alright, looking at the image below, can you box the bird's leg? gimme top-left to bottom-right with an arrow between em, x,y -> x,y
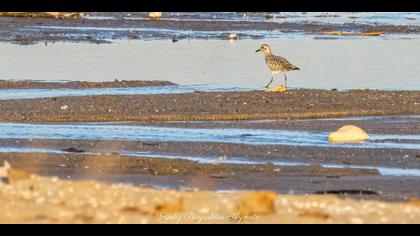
283,73 -> 288,90
265,75 -> 274,88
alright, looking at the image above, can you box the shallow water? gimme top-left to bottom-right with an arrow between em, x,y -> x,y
0,122 -> 418,150
266,12 -> 420,26
168,115 -> 420,125
0,85 -> 251,100
1,147 -> 418,177
1,39 -> 420,92
318,115 -> 420,121
29,25 -> 305,40
84,12 -> 420,27
121,151 -> 420,177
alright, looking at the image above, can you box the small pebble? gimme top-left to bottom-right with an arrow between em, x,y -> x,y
227,33 -> 238,40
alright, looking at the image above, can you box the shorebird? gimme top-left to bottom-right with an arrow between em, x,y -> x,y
256,44 -> 300,89
0,161 -> 11,183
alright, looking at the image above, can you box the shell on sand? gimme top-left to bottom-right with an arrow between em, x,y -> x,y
149,12 -> 163,19
265,85 -> 286,93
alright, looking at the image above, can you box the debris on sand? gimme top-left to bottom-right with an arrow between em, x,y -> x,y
227,33 -> 239,41
7,169 -> 33,184
0,161 -> 11,183
324,31 -> 383,36
408,198 -> 420,207
0,80 -> 177,89
0,89 -> 419,122
298,211 -> 330,220
149,12 -> 163,20
328,125 -> 369,143
236,191 -> 277,216
213,155 -> 229,165
154,198 -> 185,215
0,12 -> 84,19
61,147 -> 85,153
265,85 -> 286,93
314,189 -> 379,196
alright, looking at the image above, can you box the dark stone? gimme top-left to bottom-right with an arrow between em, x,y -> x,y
314,189 -> 379,195
326,176 -> 341,179
142,143 -> 159,146
1,177 -> 9,184
61,147 -> 85,153
209,175 -> 227,179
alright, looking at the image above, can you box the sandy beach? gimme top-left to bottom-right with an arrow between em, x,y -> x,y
0,89 -> 419,122
0,12 -> 419,224
1,171 -> 420,224
2,152 -> 420,203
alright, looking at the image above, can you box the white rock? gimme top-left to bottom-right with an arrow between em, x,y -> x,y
328,125 -> 369,143
227,33 -> 238,40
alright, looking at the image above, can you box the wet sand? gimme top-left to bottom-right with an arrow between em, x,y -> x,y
0,90 -> 419,122
0,136 -> 418,169
1,171 -> 420,223
3,152 -> 420,203
0,88 -> 418,203
138,115 -> 420,134
1,12 -> 420,45
0,89 -> 417,222
0,152 -> 379,178
0,80 -> 176,89
0,111 -> 417,203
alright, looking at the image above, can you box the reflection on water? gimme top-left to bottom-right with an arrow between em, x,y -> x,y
121,151 -> 420,177
2,147 -> 418,177
319,115 -> 420,121
0,39 -> 419,91
0,122 -> 418,149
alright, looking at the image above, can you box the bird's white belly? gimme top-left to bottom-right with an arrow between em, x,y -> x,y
271,70 -> 281,74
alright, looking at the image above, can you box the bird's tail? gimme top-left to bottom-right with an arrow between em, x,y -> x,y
292,65 -> 300,71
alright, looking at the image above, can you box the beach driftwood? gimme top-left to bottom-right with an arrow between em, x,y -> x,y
324,31 -> 383,36
0,12 -> 84,19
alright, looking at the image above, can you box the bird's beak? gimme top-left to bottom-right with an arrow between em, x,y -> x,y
255,49 -> 261,52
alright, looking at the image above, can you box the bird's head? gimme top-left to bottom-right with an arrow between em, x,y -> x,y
255,44 -> 272,55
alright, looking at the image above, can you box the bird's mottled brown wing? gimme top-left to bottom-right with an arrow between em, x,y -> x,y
266,55 -> 300,72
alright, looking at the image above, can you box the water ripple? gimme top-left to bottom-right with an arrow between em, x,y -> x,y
0,123 -> 418,150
